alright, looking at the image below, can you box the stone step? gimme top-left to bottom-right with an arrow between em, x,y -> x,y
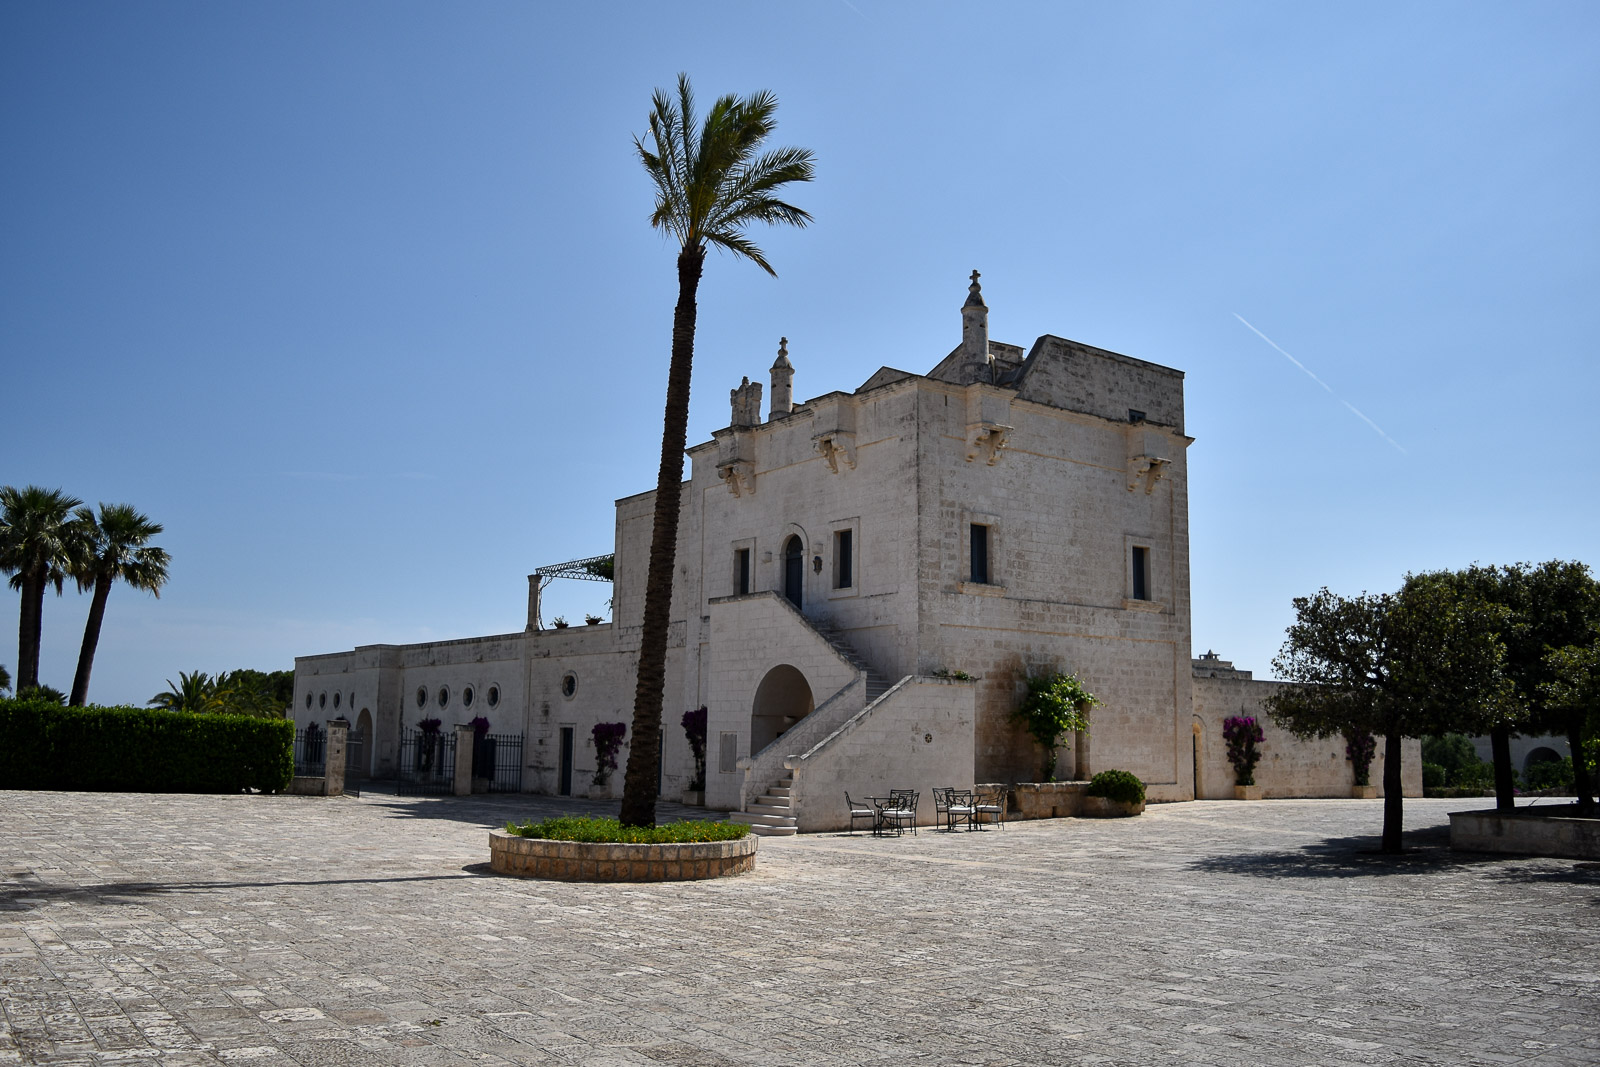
747,823 -> 798,837
766,786 -> 792,798
730,810 -> 795,828
751,800 -> 791,815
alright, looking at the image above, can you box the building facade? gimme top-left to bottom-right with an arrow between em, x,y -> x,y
294,275 -> 1414,828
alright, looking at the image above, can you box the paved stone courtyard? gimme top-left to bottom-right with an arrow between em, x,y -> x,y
1,789 -> 1595,1067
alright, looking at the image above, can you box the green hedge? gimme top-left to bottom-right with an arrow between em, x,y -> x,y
505,815 -> 750,844
0,698 -> 293,794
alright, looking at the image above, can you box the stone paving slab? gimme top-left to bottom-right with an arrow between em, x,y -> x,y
1,789 -> 1596,1066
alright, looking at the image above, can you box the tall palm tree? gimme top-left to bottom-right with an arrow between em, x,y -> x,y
0,485 -> 87,692
620,74 -> 815,827
68,503 -> 170,706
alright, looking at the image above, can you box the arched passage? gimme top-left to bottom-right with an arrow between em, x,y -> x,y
750,664 -> 814,755
1524,746 -> 1562,776
783,535 -> 804,609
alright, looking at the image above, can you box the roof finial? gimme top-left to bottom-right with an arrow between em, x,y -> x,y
964,269 -> 986,308
773,336 -> 791,369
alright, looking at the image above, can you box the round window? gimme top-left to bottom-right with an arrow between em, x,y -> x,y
349,692 -> 356,710
462,686 -> 475,708
318,692 -> 326,708
486,685 -> 500,708
305,693 -> 313,710
333,692 -> 341,709
438,686 -> 450,708
416,686 -> 427,708
561,673 -> 577,699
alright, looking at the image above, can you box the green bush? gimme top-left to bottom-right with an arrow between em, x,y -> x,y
505,815 -> 749,844
1085,769 -> 1146,805
1421,762 -> 1447,790
1523,757 -> 1574,793
0,698 -> 292,793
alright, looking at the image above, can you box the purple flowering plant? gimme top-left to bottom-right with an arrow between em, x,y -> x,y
682,706 -> 708,790
1344,730 -> 1376,787
591,722 -> 627,786
1222,715 -> 1265,786
469,715 -> 491,736
417,717 -> 442,735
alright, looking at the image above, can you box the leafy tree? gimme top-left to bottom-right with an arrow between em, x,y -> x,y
148,669 -> 292,718
1440,562 -> 1599,811
1540,636 -> 1600,814
16,684 -> 66,704
1011,672 -> 1098,781
0,485 -> 88,691
1266,576 -> 1511,852
0,663 -> 9,695
620,74 -> 814,827
67,503 -> 170,706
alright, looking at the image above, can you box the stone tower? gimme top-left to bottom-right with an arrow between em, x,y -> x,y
961,270 -> 991,381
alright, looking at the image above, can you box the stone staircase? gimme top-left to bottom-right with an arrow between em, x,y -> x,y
730,772 -> 798,836
814,625 -> 893,704
732,624 -> 892,837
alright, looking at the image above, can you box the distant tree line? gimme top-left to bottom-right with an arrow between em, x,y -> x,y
1267,560 -> 1599,852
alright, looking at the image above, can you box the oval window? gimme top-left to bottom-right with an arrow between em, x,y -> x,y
333,692 -> 341,709
462,686 -> 475,708
438,686 -> 450,708
305,692 -> 313,710
561,673 -> 577,699
318,692 -> 326,708
416,686 -> 428,708
486,685 -> 500,708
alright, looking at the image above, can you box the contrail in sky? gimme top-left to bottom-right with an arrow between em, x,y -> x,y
1233,313 -> 1406,455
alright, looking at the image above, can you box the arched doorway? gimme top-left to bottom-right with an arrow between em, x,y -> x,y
783,536 -> 804,609
750,664 -> 814,755
1524,746 -> 1562,776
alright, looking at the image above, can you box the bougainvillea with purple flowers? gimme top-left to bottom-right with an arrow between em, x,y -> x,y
1223,715 -> 1265,786
1344,729 -> 1376,787
592,722 -> 627,786
682,706 -> 708,790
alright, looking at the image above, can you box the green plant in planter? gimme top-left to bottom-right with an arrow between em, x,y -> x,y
1086,769 -> 1145,805
1011,671 -> 1100,781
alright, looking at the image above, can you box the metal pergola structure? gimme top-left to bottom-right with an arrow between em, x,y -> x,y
527,553 -> 614,631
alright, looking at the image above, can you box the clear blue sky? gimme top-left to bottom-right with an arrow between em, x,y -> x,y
4,2 -> 1597,705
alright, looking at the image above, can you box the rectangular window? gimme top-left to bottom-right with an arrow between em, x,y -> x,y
834,529 -> 853,589
1132,545 -> 1149,601
736,548 -> 751,595
970,524 -> 990,584
718,731 -> 738,774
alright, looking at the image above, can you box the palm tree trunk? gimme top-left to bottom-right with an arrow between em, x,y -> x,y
1381,730 -> 1404,853
620,245 -> 705,828
69,573 -> 112,706
17,566 -> 44,691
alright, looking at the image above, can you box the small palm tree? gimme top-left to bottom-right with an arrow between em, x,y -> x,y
0,485 -> 87,692
620,74 -> 814,827
68,503 -> 170,706
150,670 -> 215,712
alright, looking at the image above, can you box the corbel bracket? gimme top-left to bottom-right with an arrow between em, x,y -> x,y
717,459 -> 756,497
965,422 -> 1012,465
813,431 -> 857,474
1128,456 -> 1169,494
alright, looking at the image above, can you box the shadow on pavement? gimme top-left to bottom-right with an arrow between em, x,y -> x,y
1187,824 -> 1600,882
0,871 -> 495,912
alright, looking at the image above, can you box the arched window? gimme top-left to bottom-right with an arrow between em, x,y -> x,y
783,535 -> 804,609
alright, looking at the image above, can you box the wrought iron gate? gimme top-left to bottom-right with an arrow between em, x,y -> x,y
397,730 -> 456,795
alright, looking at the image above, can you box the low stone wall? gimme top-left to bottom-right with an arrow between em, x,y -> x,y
1449,806 -> 1600,861
1009,782 -> 1089,819
488,830 -> 758,881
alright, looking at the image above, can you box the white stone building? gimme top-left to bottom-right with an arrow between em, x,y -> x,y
294,275 -> 1417,829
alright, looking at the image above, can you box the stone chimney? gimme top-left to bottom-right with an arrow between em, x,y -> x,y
769,337 -> 794,419
961,270 -> 991,379
730,376 -> 763,429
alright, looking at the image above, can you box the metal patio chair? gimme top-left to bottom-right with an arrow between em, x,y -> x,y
845,792 -> 878,836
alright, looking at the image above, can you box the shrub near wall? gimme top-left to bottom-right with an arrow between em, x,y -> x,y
0,698 -> 293,793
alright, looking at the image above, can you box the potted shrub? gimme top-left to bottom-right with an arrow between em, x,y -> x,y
1345,729 -> 1377,798
1224,715 -> 1265,799
681,705 -> 708,806
552,616 -> 569,629
584,613 -> 604,626
590,722 -> 626,798
1082,769 -> 1146,817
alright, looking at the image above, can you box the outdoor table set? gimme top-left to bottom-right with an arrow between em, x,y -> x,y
845,787 -> 1007,836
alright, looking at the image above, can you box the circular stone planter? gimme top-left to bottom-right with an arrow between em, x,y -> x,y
1080,795 -> 1145,818
488,829 -> 757,882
